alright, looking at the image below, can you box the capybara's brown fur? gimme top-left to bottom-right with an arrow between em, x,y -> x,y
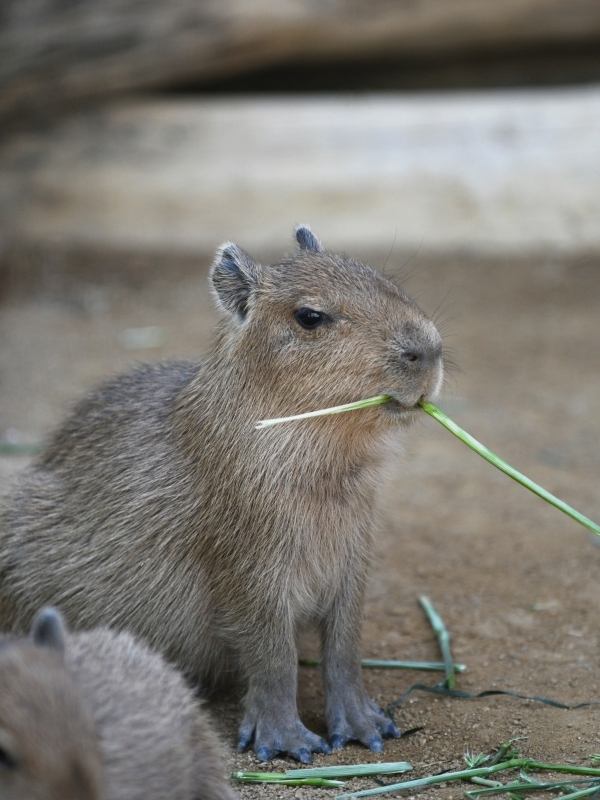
0,608 -> 237,800
0,226 -> 444,761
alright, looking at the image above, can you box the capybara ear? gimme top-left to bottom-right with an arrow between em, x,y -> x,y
31,607 -> 67,659
294,224 -> 322,253
210,242 -> 259,321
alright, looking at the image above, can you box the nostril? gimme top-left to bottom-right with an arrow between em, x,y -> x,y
400,350 -> 420,363
399,340 -> 443,365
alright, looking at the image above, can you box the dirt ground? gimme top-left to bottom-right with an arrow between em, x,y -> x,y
1,246 -> 600,798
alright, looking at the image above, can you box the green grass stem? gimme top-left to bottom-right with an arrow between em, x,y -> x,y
550,788 -> 600,800
255,395 -> 391,429
0,441 -> 43,455
285,763 -> 412,779
466,778 -> 600,797
230,771 -> 343,786
335,759 -> 600,798
466,776 -> 524,800
418,595 -> 455,688
419,401 -> 600,538
336,758 -> 527,798
299,657 -> 465,672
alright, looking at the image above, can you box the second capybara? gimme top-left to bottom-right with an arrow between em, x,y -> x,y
0,608 -> 237,800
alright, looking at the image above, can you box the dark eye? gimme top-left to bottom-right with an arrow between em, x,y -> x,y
294,307 -> 329,329
0,744 -> 18,770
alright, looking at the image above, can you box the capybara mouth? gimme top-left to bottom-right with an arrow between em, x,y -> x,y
383,396 -> 421,417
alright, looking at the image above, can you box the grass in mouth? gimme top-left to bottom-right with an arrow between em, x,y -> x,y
256,395 -> 600,537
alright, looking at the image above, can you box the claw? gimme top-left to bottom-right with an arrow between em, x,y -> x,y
367,734 -> 383,752
237,726 -> 254,752
256,744 -> 275,761
295,747 -> 312,763
315,737 -> 332,755
382,719 -> 401,738
330,733 -> 345,749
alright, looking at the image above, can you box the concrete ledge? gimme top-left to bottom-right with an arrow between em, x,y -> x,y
1,86 -> 600,258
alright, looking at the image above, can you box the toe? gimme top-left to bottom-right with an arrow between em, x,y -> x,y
255,744 -> 276,761
237,726 -> 254,752
367,734 -> 383,752
382,719 -> 401,738
313,737 -> 332,755
294,747 -> 312,764
330,733 -> 345,749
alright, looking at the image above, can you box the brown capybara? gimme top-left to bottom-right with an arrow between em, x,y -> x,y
0,226 -> 444,761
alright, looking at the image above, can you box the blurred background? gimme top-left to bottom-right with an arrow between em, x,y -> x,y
2,0 -> 600,276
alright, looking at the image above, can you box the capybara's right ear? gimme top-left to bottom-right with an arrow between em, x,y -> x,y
295,224 -> 322,253
210,242 -> 259,321
31,607 -> 67,658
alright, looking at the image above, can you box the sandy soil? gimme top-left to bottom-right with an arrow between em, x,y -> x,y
1,248 -> 599,798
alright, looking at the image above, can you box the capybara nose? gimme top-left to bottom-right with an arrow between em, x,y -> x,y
399,339 -> 442,367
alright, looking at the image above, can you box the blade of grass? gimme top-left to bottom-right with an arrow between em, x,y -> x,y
285,763 -> 412,779
336,759 -> 600,799
520,764 -> 600,777
230,771 -> 344,786
0,441 -> 43,455
469,777 -> 505,787
335,758 -> 527,798
467,777 -> 600,795
465,753 -> 491,768
419,401 -> 600,538
418,595 -> 455,688
468,786 -> 600,800
466,777 -> 527,800
360,659 -> 465,672
558,788 -> 600,800
255,395 -> 391,429
299,657 -> 465,673
490,741 -> 522,765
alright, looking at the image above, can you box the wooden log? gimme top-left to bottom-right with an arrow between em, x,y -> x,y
2,0 -> 600,124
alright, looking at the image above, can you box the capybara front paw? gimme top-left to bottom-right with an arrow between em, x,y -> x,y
237,711 -> 331,762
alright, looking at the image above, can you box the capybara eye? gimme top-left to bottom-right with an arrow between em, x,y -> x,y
0,744 -> 18,770
294,307 -> 329,329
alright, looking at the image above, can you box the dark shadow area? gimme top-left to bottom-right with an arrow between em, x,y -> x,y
168,40 -> 600,95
